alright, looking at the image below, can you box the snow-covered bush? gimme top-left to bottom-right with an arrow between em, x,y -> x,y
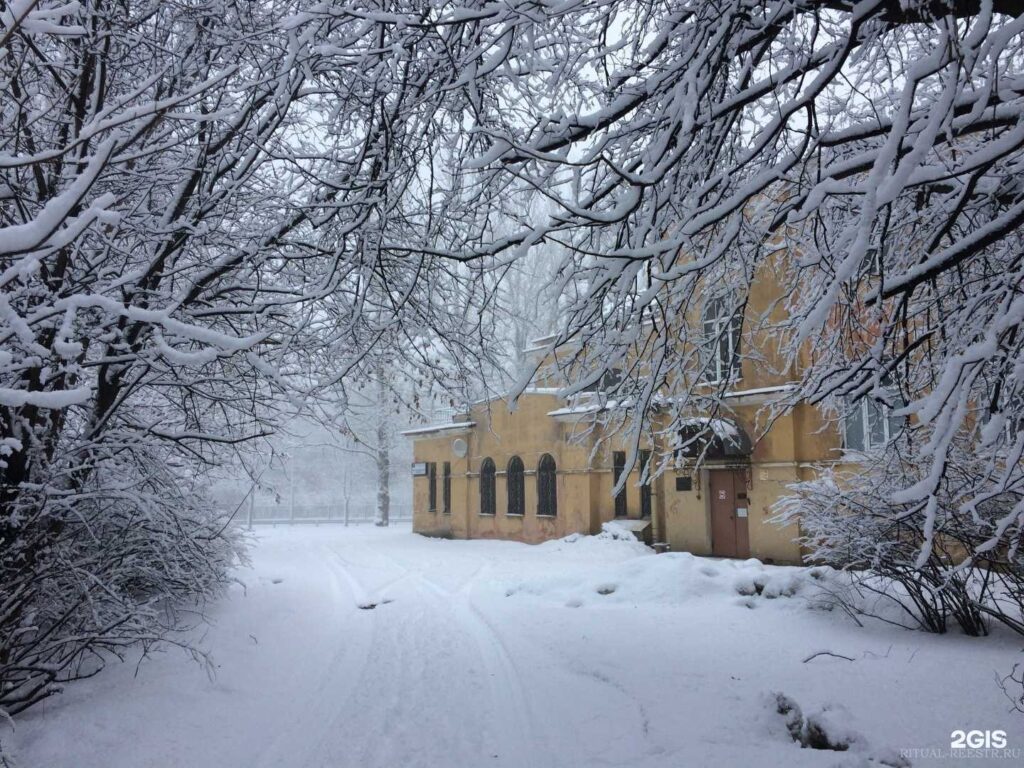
0,465 -> 242,714
773,442 -> 1024,637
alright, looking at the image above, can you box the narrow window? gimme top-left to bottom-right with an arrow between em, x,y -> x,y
507,456 -> 524,516
537,454 -> 557,517
639,449 -> 652,519
428,462 -> 437,512
442,461 -> 451,514
701,296 -> 742,384
480,458 -> 496,515
613,451 -> 627,518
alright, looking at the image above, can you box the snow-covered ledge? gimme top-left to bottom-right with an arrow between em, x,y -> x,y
400,421 -> 476,438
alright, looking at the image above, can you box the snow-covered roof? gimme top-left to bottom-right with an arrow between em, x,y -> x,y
722,384 -> 796,399
677,416 -> 741,441
522,387 -> 564,395
400,421 -> 476,438
675,416 -> 753,458
547,398 -> 631,418
522,333 -> 560,354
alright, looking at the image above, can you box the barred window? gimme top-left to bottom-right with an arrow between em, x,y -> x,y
537,454 -> 557,517
442,461 -> 451,514
613,451 -> 627,517
480,458 -> 496,515
507,456 -> 525,516
427,462 -> 437,512
639,449 -> 652,519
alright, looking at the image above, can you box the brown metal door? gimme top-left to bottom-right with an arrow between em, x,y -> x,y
709,470 -> 750,558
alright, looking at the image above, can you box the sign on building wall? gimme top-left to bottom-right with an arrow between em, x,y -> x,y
411,462 -> 428,476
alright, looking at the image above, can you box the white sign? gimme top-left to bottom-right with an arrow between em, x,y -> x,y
411,462 -> 428,476
736,507 -> 748,518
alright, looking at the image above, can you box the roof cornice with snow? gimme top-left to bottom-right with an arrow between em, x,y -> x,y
399,422 -> 476,438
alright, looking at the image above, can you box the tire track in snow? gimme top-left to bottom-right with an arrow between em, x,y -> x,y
261,542 -> 493,768
257,539 -> 563,768
361,549 -> 565,767
409,571 -> 561,768
308,569 -> 495,767
328,547 -> 414,607
253,543 -> 384,768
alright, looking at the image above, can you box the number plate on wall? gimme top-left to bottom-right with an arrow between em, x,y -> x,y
411,462 -> 428,476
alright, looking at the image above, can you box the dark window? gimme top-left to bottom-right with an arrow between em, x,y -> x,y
442,461 -> 451,514
613,451 -> 627,517
639,449 -> 652,519
480,458 -> 496,515
428,462 -> 437,512
507,456 -> 525,516
537,454 -> 557,517
675,476 -> 693,492
702,296 -> 742,383
581,369 -> 623,394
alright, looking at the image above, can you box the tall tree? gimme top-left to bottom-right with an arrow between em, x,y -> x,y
0,0 -> 502,714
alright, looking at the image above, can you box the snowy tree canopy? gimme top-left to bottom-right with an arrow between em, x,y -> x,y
0,0 -> 502,713
3,0 -> 1024,713
418,0 -> 1024,567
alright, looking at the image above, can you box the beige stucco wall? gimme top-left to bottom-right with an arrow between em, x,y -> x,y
409,397 -> 841,564
410,394 -> 668,544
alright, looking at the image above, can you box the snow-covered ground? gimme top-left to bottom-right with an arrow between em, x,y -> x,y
4,524 -> 1022,767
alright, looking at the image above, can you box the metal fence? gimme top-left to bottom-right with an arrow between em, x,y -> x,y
238,503 -> 413,526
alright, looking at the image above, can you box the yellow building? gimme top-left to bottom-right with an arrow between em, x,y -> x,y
403,385 -> 841,564
403,261 -> 889,564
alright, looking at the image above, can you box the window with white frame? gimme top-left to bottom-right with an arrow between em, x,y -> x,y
843,396 -> 904,451
701,296 -> 742,384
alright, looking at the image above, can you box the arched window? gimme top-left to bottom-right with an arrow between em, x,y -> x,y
506,456 -> 524,516
480,458 -> 496,515
537,454 -> 557,517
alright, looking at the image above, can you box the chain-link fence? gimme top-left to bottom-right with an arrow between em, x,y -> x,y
238,502 -> 412,526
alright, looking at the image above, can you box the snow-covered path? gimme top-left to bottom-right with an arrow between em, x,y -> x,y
6,525 -> 1023,767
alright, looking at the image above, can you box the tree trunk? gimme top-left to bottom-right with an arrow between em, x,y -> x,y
375,381 -> 391,527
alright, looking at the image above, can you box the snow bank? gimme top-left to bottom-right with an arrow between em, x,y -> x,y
533,520 -> 653,560
505,545 -> 828,610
